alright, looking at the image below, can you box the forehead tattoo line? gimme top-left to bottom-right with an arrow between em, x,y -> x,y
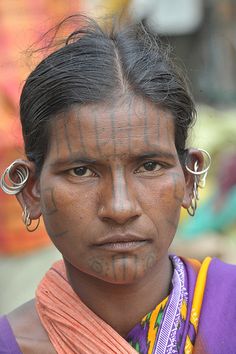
127,96 -> 134,154
63,118 -> 73,154
142,98 -> 150,147
52,127 -> 60,158
75,109 -> 87,155
51,116 -> 68,158
165,112 -> 174,146
92,106 -> 102,157
110,107 -> 117,155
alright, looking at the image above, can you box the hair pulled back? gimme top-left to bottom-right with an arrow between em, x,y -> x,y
20,15 -> 196,174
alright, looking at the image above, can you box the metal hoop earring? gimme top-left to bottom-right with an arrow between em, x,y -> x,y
0,161 -> 29,195
22,206 -> 40,232
185,149 -> 211,216
185,149 -> 211,188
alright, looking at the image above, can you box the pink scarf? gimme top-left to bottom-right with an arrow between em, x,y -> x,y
36,260 -> 137,354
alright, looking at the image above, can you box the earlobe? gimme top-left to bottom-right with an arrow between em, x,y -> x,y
181,170 -> 194,210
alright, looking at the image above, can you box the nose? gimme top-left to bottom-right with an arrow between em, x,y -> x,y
98,171 -> 141,225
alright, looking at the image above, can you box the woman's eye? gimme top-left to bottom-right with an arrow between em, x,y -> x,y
70,167 -> 96,177
135,161 -> 162,174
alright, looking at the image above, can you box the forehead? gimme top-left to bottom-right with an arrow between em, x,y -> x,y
47,97 -> 176,161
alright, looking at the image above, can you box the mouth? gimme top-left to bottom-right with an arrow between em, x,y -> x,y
94,234 -> 152,251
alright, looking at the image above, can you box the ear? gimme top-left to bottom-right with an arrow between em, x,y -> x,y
15,160 -> 41,220
181,148 -> 204,209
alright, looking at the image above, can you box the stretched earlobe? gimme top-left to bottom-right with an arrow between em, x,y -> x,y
22,205 -> 40,232
0,159 -> 42,226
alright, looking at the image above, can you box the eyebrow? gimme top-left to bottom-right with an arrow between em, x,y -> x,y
136,151 -> 176,162
50,155 -> 97,169
50,150 -> 176,169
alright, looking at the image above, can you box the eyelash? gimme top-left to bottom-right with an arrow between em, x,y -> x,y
68,160 -> 164,178
69,166 -> 98,178
134,161 -> 163,174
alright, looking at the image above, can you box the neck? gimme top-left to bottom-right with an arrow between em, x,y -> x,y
64,255 -> 173,337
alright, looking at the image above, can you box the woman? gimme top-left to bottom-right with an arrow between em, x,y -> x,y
0,16 -> 235,354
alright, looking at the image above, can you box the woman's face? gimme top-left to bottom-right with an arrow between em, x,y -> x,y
38,97 -> 190,284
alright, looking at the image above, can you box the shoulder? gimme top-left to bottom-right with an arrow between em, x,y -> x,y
201,257 -> 236,306
207,257 -> 236,287
7,299 -> 56,354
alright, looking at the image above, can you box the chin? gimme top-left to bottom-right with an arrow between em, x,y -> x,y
89,256 -> 156,285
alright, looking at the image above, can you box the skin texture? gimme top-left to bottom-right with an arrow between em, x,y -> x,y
10,97 -> 200,352
41,98 -> 188,282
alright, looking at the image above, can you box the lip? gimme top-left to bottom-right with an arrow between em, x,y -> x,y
94,234 -> 152,251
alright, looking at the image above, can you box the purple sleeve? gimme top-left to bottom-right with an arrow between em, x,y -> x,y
0,316 -> 22,354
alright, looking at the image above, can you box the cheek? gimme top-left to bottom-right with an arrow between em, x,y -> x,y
40,182 -> 97,240
158,172 -> 185,207
141,173 -> 185,211
157,173 -> 185,231
141,173 -> 185,235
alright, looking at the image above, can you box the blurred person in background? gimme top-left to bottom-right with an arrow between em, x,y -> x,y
1,14 -> 236,354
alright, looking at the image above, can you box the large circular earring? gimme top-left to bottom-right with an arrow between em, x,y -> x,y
0,161 -> 29,195
185,149 -> 211,217
22,206 -> 40,232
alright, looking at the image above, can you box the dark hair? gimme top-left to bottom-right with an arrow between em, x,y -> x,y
20,16 -> 196,174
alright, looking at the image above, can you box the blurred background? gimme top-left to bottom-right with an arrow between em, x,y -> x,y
0,0 -> 235,314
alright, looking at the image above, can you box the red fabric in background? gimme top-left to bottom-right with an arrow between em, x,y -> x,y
0,0 -> 81,254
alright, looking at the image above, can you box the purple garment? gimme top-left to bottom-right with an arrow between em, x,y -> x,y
195,258 -> 236,353
0,316 -> 22,354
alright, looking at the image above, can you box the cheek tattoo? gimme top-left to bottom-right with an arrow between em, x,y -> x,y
164,172 -> 184,230
41,187 -> 58,216
42,187 -> 68,238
